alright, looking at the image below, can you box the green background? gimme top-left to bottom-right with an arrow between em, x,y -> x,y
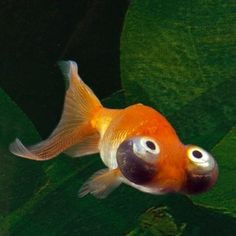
0,0 -> 235,235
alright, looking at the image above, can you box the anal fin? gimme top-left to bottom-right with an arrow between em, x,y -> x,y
78,168 -> 122,199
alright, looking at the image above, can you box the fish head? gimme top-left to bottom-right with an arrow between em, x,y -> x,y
116,136 -> 218,195
116,135 -> 186,193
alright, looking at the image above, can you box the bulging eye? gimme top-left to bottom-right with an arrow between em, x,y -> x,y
184,145 -> 218,194
133,137 -> 160,162
116,136 -> 159,184
187,146 -> 214,171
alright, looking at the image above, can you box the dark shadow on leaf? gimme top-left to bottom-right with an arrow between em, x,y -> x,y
0,0 -> 129,138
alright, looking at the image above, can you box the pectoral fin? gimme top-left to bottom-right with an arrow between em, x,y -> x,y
78,168 -> 122,199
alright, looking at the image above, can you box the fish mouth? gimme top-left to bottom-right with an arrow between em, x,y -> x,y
183,163 -> 218,194
157,179 -> 183,193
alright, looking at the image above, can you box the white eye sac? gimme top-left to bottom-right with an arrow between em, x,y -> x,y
133,137 -> 160,162
187,146 -> 215,172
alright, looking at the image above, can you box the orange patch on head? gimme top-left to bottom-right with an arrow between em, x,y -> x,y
155,166 -> 186,192
151,143 -> 187,192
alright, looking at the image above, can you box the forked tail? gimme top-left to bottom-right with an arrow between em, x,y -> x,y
9,61 -> 102,160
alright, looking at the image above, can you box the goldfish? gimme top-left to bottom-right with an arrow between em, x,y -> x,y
9,61 -> 218,199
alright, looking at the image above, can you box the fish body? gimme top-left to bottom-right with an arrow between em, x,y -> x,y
10,61 -> 218,198
98,104 -> 183,170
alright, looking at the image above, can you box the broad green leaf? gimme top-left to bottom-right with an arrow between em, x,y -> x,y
0,88 -> 42,221
121,0 -> 235,116
1,89 -> 236,236
0,90 -> 165,235
121,0 -> 236,216
0,88 -> 101,235
192,125 -> 236,213
121,0 -> 236,147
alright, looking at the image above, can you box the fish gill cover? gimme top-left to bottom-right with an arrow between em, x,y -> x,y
0,0 -> 235,235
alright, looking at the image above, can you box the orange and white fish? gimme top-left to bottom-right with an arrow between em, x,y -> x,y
9,61 -> 218,198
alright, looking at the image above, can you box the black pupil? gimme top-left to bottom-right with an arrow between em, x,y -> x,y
192,150 -> 203,159
146,141 -> 156,150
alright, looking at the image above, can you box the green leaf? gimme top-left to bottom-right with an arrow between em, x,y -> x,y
192,125 -> 236,213
0,88 -> 43,223
0,88 -> 104,235
121,0 -> 236,145
1,88 -> 236,236
0,89 -> 162,235
121,0 -> 235,116
121,0 -> 236,234
121,0 -> 236,216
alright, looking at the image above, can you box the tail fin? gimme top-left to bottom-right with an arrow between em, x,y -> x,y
9,61 -> 102,160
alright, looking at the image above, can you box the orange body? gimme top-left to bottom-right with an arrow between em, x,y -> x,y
93,104 -> 187,192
